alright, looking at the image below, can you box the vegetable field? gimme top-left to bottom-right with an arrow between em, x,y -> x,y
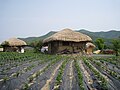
0,52 -> 120,90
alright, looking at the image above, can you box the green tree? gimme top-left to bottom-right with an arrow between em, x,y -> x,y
95,38 -> 105,50
30,40 -> 43,53
0,45 -> 3,48
111,39 -> 120,56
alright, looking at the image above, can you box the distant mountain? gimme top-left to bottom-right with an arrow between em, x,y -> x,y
20,30 -> 120,44
20,31 -> 56,44
78,29 -> 120,39
39,31 -> 56,40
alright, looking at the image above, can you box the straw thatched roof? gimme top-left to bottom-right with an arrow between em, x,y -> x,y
86,42 -> 95,48
1,38 -> 27,46
43,28 -> 92,43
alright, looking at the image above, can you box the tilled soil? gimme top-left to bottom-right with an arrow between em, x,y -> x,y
60,60 -> 80,90
0,61 -> 50,90
29,60 -> 63,90
90,60 -> 120,90
0,55 -> 120,90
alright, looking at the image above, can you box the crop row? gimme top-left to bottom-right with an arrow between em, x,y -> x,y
92,59 -> 120,80
0,52 -> 119,90
22,55 -> 63,90
74,60 -> 84,90
53,59 -> 68,89
0,52 -> 63,90
83,57 -> 108,90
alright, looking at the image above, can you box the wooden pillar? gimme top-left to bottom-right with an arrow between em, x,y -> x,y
71,42 -> 74,53
48,43 -> 51,54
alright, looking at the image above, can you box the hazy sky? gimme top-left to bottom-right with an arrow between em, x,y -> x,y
0,0 -> 120,43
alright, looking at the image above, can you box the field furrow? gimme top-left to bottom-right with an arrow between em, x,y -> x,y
0,52 -> 120,90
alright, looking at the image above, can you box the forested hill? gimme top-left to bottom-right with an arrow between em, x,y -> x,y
78,29 -> 120,39
20,30 -> 120,44
20,31 -> 56,43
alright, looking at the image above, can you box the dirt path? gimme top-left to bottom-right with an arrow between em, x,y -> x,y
69,60 -> 74,90
41,61 -> 63,90
61,60 -> 77,90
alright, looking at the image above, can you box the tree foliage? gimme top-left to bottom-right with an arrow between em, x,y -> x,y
111,39 -> 120,56
0,45 -> 3,48
95,38 -> 105,50
30,40 -> 43,53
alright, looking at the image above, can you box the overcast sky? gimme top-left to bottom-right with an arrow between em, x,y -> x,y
0,0 -> 120,43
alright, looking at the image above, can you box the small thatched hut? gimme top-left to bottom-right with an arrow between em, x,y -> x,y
86,42 -> 95,55
1,38 -> 27,53
43,28 -> 92,54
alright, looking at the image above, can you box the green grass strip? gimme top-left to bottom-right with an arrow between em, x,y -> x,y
74,60 -> 84,90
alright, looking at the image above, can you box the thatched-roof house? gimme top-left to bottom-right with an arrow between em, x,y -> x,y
1,38 -> 27,53
43,28 -> 92,54
86,42 -> 95,55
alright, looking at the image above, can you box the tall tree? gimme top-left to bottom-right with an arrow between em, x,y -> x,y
111,39 -> 120,56
95,38 -> 105,50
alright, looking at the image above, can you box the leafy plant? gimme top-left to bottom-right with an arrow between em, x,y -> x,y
3,76 -> 9,83
55,60 -> 67,87
28,76 -> 34,83
74,60 -> 84,90
83,58 -> 108,89
22,83 -> 29,90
